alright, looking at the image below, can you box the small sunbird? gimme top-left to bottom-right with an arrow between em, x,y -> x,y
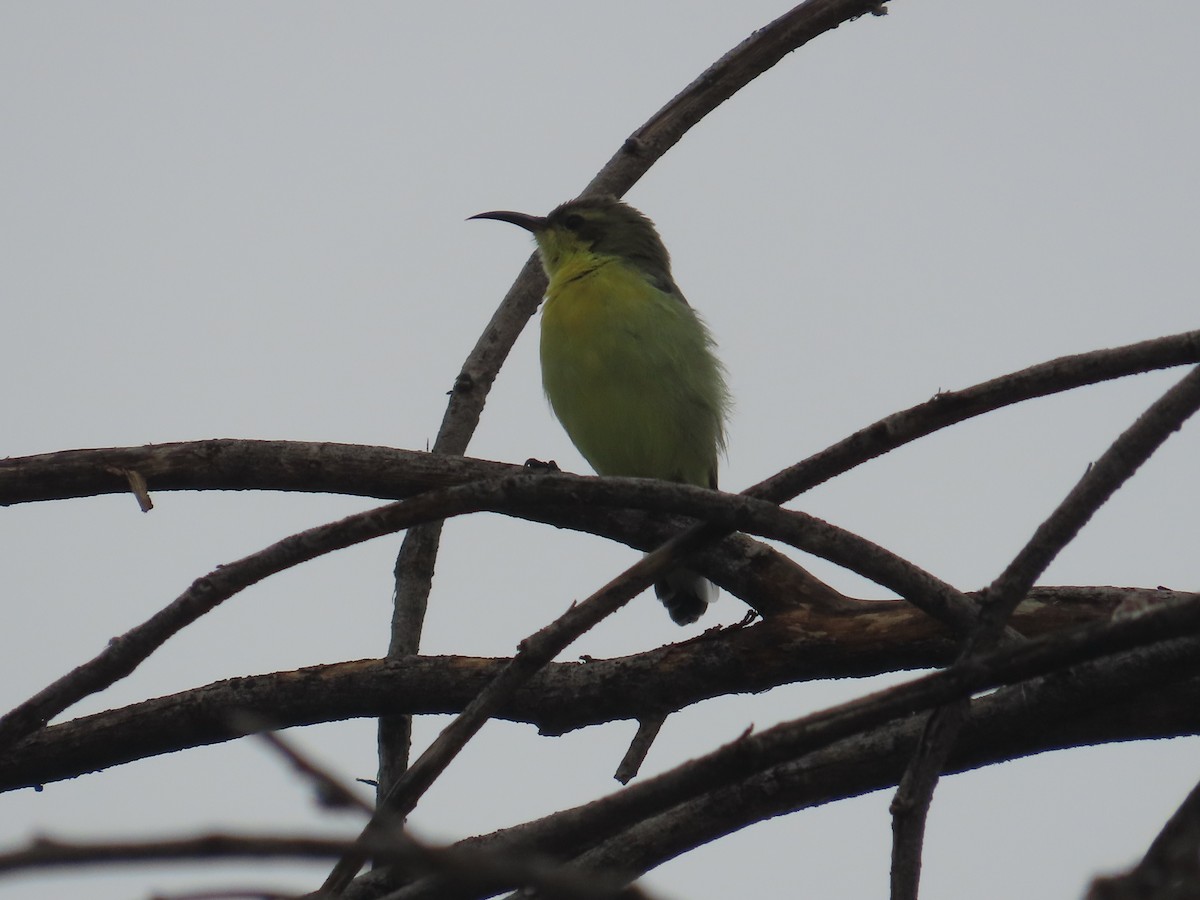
471,197 -> 731,624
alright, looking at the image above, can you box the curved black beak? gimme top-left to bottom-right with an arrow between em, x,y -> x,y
468,210 -> 547,233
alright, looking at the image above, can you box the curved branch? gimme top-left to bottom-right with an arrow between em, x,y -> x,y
586,0 -> 892,199
3,331 -> 1195,510
2,589 -> 1191,795
0,440 -> 514,507
498,474 -> 970,626
0,474 -> 539,751
750,328 -> 1200,502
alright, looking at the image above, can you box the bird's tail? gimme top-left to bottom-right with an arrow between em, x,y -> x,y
651,562 -> 717,625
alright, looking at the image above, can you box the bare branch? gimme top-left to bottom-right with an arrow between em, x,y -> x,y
2,588 -> 1186,793
0,474 -> 544,752
584,0 -> 894,199
0,831 -> 650,900
500,473 -> 971,626
0,440 -> 511,507
750,329 -> 1200,502
889,699 -> 968,900
890,364 -> 1200,900
0,833 -> 392,874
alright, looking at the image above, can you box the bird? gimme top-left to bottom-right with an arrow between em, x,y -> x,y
471,196 -> 731,624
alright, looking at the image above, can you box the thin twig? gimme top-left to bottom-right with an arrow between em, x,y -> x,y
583,0 -> 896,197
750,329 -> 1200,502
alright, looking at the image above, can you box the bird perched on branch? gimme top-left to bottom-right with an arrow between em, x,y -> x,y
471,196 -> 731,624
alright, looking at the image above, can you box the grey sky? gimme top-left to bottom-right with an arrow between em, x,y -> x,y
2,3 -> 1197,898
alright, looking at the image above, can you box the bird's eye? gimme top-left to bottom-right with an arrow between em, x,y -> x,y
563,214 -> 585,230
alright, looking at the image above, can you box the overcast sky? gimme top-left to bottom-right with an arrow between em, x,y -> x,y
2,3 -> 1198,898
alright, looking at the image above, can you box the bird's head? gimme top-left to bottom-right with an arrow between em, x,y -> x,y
470,196 -> 676,292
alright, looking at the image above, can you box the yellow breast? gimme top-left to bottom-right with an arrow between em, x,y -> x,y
539,259 -> 724,486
